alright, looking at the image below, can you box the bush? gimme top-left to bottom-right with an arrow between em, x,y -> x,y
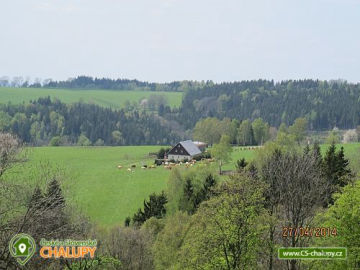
343,129 -> 358,143
157,147 -> 171,159
77,135 -> 91,146
94,138 -> 105,146
49,136 -> 61,146
193,152 -> 211,161
154,159 -> 163,166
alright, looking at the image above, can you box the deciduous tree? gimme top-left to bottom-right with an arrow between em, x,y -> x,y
211,135 -> 232,174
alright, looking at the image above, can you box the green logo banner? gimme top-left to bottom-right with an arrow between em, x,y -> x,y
9,233 -> 36,266
278,247 -> 347,260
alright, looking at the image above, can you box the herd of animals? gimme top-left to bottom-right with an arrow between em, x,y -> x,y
117,158 -> 216,172
115,146 -> 260,172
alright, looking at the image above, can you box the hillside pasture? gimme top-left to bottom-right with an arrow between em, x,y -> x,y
0,87 -> 183,109
6,143 -> 359,228
9,146 -> 173,227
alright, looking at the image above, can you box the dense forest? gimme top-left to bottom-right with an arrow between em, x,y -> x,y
1,78 -> 360,145
0,97 -> 180,146
174,79 -> 360,130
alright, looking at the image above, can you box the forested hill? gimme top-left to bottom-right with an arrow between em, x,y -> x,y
176,79 -> 360,130
1,79 -> 360,146
27,76 -> 212,92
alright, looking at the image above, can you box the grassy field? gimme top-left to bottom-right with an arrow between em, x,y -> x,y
14,146 -> 175,227
7,143 -> 359,228
0,87 -> 183,109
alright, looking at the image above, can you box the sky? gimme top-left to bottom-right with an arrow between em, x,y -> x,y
1,0 -> 360,83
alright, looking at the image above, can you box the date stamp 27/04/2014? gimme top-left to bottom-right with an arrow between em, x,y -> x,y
282,227 -> 337,238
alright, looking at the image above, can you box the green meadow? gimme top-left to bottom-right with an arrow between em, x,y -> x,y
14,146 -> 172,227
7,143 -> 359,228
0,87 -> 183,109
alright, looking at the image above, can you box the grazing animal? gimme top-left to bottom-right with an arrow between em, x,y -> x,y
127,168 -> 132,172
117,165 -> 122,169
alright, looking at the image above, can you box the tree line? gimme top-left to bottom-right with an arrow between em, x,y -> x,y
173,79 -> 360,130
192,116 -> 308,146
3,76 -> 360,132
2,96 -> 359,146
0,97 -> 180,146
0,75 -> 214,92
2,78 -> 360,146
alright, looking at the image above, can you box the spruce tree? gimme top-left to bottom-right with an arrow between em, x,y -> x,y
322,143 -> 352,205
28,186 -> 44,211
181,178 -> 195,214
183,178 -> 194,201
335,146 -> 352,187
236,158 -> 248,172
312,142 -> 322,168
132,192 -> 168,226
203,174 -> 216,194
46,178 -> 65,209
247,163 -> 258,179
194,174 -> 217,209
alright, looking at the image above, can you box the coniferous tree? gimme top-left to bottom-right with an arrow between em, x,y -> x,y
180,174 -> 217,214
312,142 -> 322,167
46,178 -> 65,209
322,143 -> 353,205
247,162 -> 258,179
194,174 -> 217,210
28,186 -> 44,211
180,178 -> 195,214
132,192 -> 168,226
124,217 -> 131,227
335,146 -> 352,187
183,178 -> 194,201
203,174 -> 216,196
236,158 -> 248,172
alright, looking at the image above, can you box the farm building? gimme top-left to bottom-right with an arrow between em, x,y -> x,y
166,140 -> 202,161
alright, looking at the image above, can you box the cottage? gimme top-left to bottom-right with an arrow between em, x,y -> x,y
166,140 -> 202,161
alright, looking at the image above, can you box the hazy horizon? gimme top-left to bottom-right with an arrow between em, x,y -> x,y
1,0 -> 360,83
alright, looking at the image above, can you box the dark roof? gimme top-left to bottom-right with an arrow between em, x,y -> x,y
179,140 -> 201,156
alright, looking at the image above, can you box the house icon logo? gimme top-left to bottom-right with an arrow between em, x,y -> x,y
9,233 -> 36,266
